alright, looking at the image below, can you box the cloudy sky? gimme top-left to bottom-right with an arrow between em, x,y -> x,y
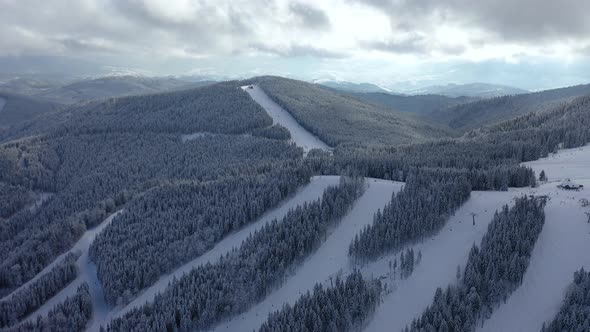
2,0 -> 590,90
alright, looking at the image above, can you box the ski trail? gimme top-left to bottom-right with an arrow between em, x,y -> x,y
89,176 -> 342,331
210,178 -> 404,332
363,190 -> 521,332
7,211 -> 122,328
241,85 -> 331,154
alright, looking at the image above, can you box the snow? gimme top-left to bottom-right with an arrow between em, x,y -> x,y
241,85 -> 331,154
478,146 -> 590,332
210,178 -> 404,332
89,176 -> 342,331
363,190 -> 520,332
6,211 -> 123,328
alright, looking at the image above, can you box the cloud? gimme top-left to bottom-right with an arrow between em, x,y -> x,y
353,0 -> 590,44
362,34 -> 427,54
289,2 -> 331,29
249,43 -> 346,58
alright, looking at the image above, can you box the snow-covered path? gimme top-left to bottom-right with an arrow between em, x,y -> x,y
90,176 -> 342,331
478,146 -> 590,332
9,211 -> 122,328
241,85 -> 331,153
210,178 -> 403,332
364,190 -> 521,332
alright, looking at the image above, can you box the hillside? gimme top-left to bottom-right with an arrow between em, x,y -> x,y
249,76 -> 452,147
0,92 -> 61,128
434,83 -> 590,131
35,76 -> 203,104
346,91 -> 475,118
315,80 -> 391,93
407,82 -> 529,98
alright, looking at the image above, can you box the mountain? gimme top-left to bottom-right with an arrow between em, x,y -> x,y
0,91 -> 61,128
0,77 -> 64,96
433,83 -> 590,132
408,82 -> 529,98
341,91 -> 476,119
248,76 -> 452,146
314,80 -> 391,93
35,76 -> 205,104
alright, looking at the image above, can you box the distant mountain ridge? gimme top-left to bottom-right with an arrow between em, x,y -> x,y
314,80 -> 392,94
407,82 -> 529,98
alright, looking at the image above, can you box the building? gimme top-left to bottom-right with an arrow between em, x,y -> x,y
558,178 -> 584,190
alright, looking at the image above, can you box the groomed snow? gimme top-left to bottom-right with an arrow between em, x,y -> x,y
241,85 -> 331,154
363,190 -> 521,332
90,176 -> 342,331
478,146 -> 590,332
210,178 -> 404,332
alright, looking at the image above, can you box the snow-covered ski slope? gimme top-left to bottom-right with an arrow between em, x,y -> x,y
479,145 -> 590,332
90,175 -> 343,331
241,85 -> 331,153
210,178 -> 404,332
363,190 -> 520,331
7,210 -> 122,329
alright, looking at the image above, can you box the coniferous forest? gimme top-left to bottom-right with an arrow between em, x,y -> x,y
107,178 -> 364,331
0,74 -> 588,332
259,271 -> 382,332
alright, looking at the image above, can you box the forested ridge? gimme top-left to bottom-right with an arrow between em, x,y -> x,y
408,197 -> 546,331
433,83 -> 590,131
107,179 -> 364,331
248,76 -> 451,147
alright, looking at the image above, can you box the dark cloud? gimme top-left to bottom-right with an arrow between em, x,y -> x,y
362,35 -> 427,54
250,43 -> 345,58
353,0 -> 590,43
289,2 -> 331,29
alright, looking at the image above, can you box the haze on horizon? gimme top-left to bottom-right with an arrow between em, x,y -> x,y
1,0 -> 590,91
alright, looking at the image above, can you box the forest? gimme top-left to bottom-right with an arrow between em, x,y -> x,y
259,271 -> 381,332
0,252 -> 79,328
6,283 -> 92,332
0,76 -> 588,331
349,172 -> 471,261
106,179 -> 364,331
89,169 -> 310,305
408,196 -> 546,331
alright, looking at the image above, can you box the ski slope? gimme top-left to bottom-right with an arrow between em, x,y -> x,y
479,146 -> 590,332
7,210 -> 122,328
363,190 -> 521,332
241,85 -> 331,154
210,178 -> 403,332
90,176 -> 342,331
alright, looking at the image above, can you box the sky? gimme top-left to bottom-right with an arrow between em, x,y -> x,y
1,0 -> 590,91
